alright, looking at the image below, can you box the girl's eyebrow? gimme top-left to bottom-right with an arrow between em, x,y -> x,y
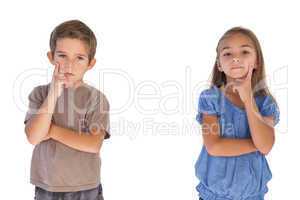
240,44 -> 253,48
221,44 -> 253,51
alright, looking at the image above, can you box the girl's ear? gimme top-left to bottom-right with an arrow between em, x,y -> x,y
47,51 -> 55,65
216,59 -> 223,72
254,59 -> 259,69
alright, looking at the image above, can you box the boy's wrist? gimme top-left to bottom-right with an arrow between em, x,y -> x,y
47,88 -> 60,101
48,123 -> 56,139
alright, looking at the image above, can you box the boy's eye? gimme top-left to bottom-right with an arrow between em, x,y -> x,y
58,54 -> 66,58
77,56 -> 85,60
223,52 -> 231,57
242,50 -> 250,54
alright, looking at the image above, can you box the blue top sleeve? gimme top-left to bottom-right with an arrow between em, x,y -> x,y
260,95 -> 280,126
196,88 -> 220,124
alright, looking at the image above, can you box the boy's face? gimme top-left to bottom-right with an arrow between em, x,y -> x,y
48,38 -> 96,88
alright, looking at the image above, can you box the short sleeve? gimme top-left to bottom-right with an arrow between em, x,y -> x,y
24,86 -> 45,124
86,94 -> 110,139
196,89 -> 220,124
260,95 -> 280,126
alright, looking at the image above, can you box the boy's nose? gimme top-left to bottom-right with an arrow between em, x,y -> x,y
60,62 -> 72,73
232,57 -> 240,63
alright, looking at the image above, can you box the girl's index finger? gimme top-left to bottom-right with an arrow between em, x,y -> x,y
246,65 -> 254,81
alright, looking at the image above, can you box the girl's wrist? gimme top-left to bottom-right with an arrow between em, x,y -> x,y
244,96 -> 257,111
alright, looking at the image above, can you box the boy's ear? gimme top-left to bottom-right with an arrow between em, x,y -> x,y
47,51 -> 55,65
87,58 -> 96,70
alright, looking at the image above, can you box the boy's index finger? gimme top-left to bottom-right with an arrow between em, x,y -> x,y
54,62 -> 60,75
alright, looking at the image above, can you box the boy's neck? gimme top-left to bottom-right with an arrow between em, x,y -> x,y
64,80 -> 86,91
72,80 -> 85,89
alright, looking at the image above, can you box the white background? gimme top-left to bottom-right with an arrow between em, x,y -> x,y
0,0 -> 297,199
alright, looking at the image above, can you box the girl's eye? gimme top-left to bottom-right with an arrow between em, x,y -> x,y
242,50 -> 250,55
223,52 -> 231,57
58,54 -> 66,58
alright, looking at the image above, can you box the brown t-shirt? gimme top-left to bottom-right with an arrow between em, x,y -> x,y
24,83 -> 110,192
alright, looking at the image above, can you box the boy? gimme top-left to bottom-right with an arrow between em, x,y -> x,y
24,20 -> 110,200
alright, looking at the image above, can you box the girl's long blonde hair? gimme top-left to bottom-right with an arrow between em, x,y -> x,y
210,27 -> 274,99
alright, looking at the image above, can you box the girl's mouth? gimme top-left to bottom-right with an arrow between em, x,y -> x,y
231,65 -> 244,70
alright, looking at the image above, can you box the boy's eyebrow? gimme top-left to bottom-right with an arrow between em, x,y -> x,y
55,50 -> 66,54
55,51 -> 88,57
76,53 -> 88,57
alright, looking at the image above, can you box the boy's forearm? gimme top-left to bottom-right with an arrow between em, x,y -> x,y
208,138 -> 257,157
25,91 -> 57,145
49,123 -> 104,154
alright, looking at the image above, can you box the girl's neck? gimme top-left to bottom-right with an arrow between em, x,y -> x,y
220,83 -> 237,96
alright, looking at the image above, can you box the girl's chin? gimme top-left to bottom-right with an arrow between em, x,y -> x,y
228,72 -> 248,79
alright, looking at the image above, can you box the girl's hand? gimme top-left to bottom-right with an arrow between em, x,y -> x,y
232,64 -> 254,103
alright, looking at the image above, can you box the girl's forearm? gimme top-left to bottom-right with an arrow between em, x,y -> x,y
207,138 -> 257,157
244,97 -> 275,155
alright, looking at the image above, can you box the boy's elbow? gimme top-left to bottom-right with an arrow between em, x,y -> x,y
89,131 -> 105,154
24,125 -> 39,145
92,138 -> 103,154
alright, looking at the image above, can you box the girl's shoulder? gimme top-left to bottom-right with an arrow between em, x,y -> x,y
199,85 -> 220,100
255,95 -> 280,125
197,85 -> 221,115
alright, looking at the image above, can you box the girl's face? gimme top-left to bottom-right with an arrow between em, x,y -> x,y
217,33 -> 257,80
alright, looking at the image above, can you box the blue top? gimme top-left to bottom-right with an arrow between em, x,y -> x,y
195,86 -> 280,200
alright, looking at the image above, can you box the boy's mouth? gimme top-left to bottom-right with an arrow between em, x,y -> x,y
231,67 -> 243,70
64,73 -> 74,76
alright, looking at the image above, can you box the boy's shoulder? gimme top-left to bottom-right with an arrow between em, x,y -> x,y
80,83 -> 109,105
29,83 -> 109,105
28,83 -> 51,101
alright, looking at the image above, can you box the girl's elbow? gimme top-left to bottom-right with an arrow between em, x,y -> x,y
205,143 -> 220,156
258,144 -> 274,155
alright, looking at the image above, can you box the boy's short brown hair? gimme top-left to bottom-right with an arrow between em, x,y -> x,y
50,20 -> 97,62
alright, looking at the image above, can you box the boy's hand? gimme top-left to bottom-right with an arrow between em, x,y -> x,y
41,123 -> 54,141
49,62 -> 67,99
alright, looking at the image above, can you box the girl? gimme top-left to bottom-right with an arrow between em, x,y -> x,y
195,27 -> 280,200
